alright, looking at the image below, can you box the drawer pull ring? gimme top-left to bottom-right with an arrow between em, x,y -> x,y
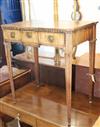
10,32 -> 15,38
26,32 -> 32,38
48,35 -> 54,43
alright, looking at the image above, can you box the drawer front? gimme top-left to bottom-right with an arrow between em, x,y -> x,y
22,31 -> 38,46
0,103 -> 36,126
39,32 -> 64,48
3,30 -> 21,42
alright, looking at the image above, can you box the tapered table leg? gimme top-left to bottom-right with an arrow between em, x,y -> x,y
34,47 -> 40,85
65,33 -> 73,126
89,25 -> 96,103
4,43 -> 16,101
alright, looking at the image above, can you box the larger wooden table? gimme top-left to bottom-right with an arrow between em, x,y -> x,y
0,83 -> 98,127
1,21 -> 97,126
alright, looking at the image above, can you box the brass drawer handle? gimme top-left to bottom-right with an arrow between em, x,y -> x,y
26,32 -> 32,38
48,35 -> 54,43
10,32 -> 15,38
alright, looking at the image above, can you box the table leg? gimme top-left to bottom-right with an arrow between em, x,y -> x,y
89,25 -> 96,103
65,33 -> 72,126
34,47 -> 40,85
4,43 -> 16,101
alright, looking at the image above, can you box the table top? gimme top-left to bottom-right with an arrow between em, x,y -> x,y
2,20 -> 97,32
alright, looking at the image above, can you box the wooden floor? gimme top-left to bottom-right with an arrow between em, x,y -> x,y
0,82 -> 100,127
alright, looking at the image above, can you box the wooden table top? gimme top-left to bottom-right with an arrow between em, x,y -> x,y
2,21 -> 97,32
0,83 -> 98,127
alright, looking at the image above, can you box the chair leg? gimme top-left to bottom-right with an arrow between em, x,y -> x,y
0,118 -> 7,127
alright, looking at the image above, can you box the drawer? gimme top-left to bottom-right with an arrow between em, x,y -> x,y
3,30 -> 21,42
22,31 -> 38,46
0,103 -> 36,127
39,32 -> 64,48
